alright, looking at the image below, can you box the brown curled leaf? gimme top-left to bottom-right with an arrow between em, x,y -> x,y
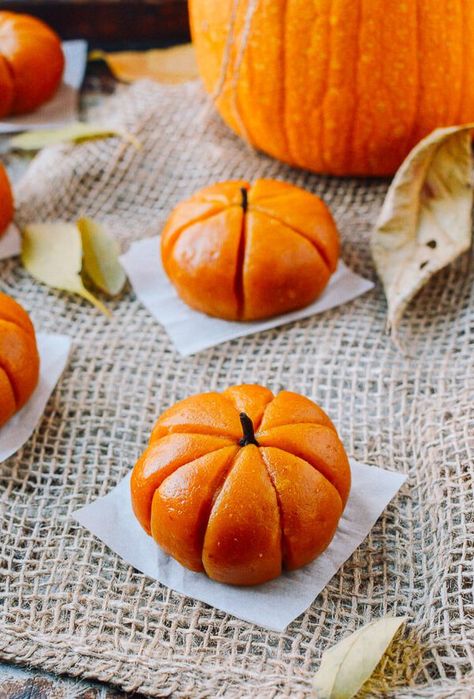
371,124 -> 474,338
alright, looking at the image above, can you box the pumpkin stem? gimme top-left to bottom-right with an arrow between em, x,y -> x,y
240,187 -> 248,213
239,412 -> 259,447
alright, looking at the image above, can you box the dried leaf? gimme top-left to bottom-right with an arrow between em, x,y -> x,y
312,616 -> 407,699
90,44 -> 198,84
22,222 -> 109,315
371,124 -> 474,336
78,217 -> 126,296
9,122 -> 141,151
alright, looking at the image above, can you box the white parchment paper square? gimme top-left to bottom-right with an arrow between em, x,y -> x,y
120,237 -> 375,356
0,224 -> 21,260
73,459 -> 406,631
0,41 -> 87,134
0,333 -> 71,462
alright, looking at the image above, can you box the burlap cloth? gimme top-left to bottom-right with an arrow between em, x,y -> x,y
0,81 -> 472,698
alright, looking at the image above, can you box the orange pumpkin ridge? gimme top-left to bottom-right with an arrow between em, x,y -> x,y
250,207 -> 332,272
131,385 -> 351,585
161,179 -> 340,321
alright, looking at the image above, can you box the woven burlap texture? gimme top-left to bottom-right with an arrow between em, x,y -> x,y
0,81 -> 472,698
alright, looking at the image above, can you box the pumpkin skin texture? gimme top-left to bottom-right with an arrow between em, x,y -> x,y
0,292 -> 40,428
0,12 -> 64,117
0,164 -> 13,236
189,0 -> 474,176
130,384 -> 351,586
161,179 -> 340,321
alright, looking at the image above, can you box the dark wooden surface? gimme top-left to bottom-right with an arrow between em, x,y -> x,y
0,0 -> 190,44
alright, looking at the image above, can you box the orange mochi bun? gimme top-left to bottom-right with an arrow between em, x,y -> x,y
0,11 -> 64,117
131,384 -> 351,586
0,292 -> 40,427
161,179 -> 340,321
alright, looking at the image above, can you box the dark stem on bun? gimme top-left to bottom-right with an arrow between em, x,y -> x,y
240,187 -> 248,213
239,412 -> 259,447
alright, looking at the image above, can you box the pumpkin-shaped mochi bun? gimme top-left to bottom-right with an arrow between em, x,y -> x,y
0,292 -> 40,428
0,163 -> 13,236
161,179 -> 340,321
131,384 -> 351,586
0,11 -> 64,117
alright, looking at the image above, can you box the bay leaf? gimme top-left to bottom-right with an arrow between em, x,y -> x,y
371,124 -> 474,336
89,44 -> 198,84
312,616 -> 407,699
9,122 -> 141,151
78,217 -> 127,296
22,222 -> 110,316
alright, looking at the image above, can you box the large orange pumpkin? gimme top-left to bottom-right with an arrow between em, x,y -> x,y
0,163 -> 13,236
0,11 -> 64,117
189,0 -> 474,176
161,179 -> 339,320
131,384 -> 351,586
0,292 -> 40,428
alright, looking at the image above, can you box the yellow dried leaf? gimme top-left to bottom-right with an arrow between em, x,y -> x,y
371,124 -> 474,337
22,222 -> 110,315
90,44 -> 198,84
9,122 -> 141,151
312,616 -> 407,699
78,217 -> 126,297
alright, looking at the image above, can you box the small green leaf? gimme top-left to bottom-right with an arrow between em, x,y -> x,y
9,122 -> 141,151
78,217 -> 127,296
312,616 -> 407,699
22,222 -> 110,315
